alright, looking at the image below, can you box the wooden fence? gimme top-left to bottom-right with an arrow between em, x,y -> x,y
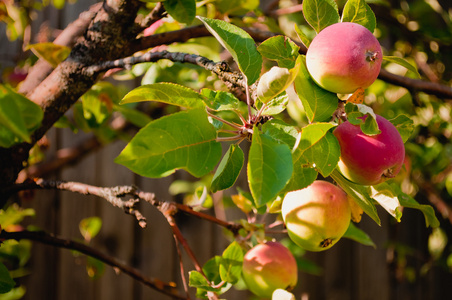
1,1 -> 451,299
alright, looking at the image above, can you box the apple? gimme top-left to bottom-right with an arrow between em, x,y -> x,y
281,181 -> 351,252
333,115 -> 405,185
306,22 -> 382,94
242,241 -> 298,298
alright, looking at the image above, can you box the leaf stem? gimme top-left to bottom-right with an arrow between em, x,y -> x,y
206,110 -> 243,130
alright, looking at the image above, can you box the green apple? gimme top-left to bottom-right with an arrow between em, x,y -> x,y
242,241 -> 298,299
282,181 -> 351,251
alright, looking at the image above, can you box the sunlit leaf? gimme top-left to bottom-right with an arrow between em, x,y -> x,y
219,241 -> 244,284
293,56 -> 338,122
198,16 -> 262,84
371,183 -> 403,221
383,56 -> 421,79
120,83 -> 206,108
302,0 -> 340,33
200,89 -> 240,111
257,36 -> 300,68
341,0 -> 377,33
248,130 -> 293,207
115,108 -> 222,178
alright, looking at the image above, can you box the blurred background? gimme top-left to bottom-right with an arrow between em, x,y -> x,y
1,0 -> 452,299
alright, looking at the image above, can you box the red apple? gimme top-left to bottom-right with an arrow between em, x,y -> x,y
242,241 -> 298,298
282,181 -> 351,252
306,22 -> 382,94
333,115 -> 405,185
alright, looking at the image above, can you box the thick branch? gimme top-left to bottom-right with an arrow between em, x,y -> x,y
0,230 -> 185,299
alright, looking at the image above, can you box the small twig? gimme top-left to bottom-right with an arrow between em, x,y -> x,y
172,231 -> 191,299
0,230 -> 185,299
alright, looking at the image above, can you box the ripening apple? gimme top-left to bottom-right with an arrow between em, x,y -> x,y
306,22 -> 382,94
333,114 -> 405,185
281,181 -> 351,252
242,241 -> 298,299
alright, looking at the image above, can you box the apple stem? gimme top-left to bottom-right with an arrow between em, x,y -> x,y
366,51 -> 379,62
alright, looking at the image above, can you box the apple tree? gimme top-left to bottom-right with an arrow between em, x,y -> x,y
0,0 -> 451,299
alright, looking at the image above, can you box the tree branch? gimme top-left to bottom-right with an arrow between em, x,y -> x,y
0,230 -> 186,299
8,179 -> 242,234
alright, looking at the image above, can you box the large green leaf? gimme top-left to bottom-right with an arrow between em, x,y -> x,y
163,0 -> 196,24
341,0 -> 377,33
211,144 -> 244,193
120,83 -> 206,109
302,0 -> 340,33
197,17 -> 262,84
257,36 -> 300,69
247,130 -> 293,207
115,108 -> 222,178
383,56 -> 421,79
331,169 -> 381,225
219,241 -> 244,284
293,56 -> 338,122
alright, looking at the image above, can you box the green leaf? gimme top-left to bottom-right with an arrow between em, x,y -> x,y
257,36 -> 300,68
211,144 -> 244,193
343,222 -> 376,248
200,89 -> 240,111
197,16 -> 263,85
302,0 -> 340,33
297,122 -> 335,149
0,204 -> 35,228
331,169 -> 381,225
383,56 -> 421,79
392,184 -> 440,228
202,256 -> 233,295
293,56 -> 338,122
115,108 -> 222,178
341,0 -> 377,33
294,24 -> 312,48
257,56 -> 301,104
0,262 -> 15,294
120,83 -> 206,109
189,271 -> 217,291
370,183 -> 403,221
0,86 -> 43,147
257,93 -> 289,116
248,130 -> 293,207
262,119 -> 298,149
79,217 -> 102,242
163,0 -> 196,24
303,132 -> 340,177
26,42 -> 71,67
345,103 -> 381,136
219,241 -> 244,284
389,114 -> 414,143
